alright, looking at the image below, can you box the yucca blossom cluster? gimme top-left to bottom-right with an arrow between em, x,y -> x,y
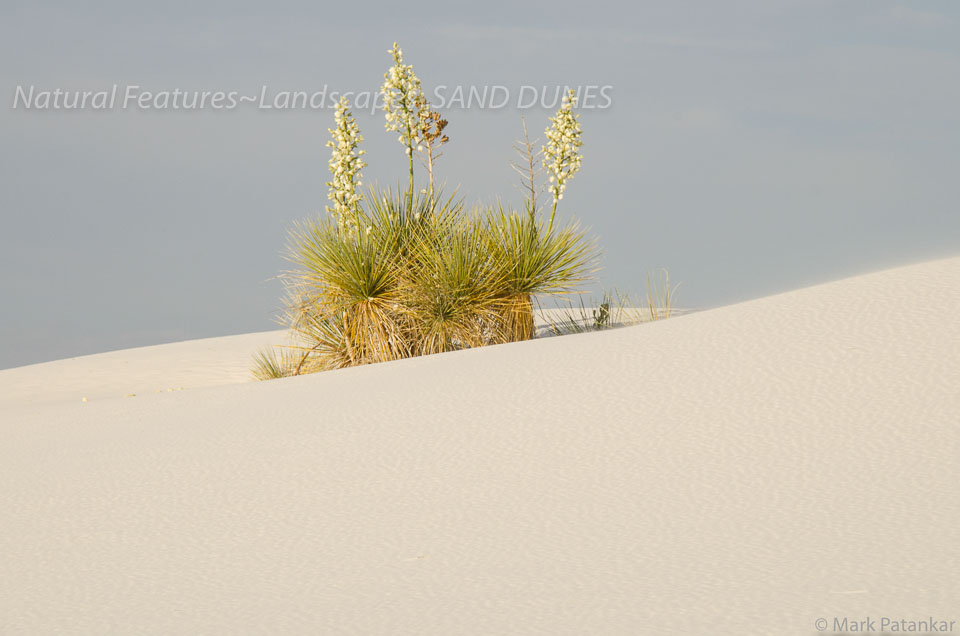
381,42 -> 424,162
325,96 -> 366,233
543,89 -> 583,226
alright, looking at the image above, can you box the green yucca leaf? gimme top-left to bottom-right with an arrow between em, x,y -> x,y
286,216 -> 399,308
485,204 -> 597,297
404,215 -> 506,352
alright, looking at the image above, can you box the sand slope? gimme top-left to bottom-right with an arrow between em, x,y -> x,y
0,330 -> 288,408
0,311 -> 601,408
2,257 -> 959,635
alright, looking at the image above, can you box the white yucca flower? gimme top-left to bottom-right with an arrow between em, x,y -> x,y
543,89 -> 583,228
381,42 -> 424,164
325,96 -> 366,234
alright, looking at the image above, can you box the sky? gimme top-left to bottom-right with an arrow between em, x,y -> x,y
1,0 -> 959,369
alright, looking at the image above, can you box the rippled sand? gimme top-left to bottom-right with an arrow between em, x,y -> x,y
2,257 -> 958,635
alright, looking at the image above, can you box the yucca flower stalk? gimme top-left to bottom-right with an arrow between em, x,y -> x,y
543,89 -> 583,232
325,96 -> 366,236
511,115 -> 543,222
415,94 -> 450,198
382,42 -> 425,208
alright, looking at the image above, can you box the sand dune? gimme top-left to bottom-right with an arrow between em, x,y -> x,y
0,310 -> 603,408
0,330 -> 288,408
2,257 -> 959,635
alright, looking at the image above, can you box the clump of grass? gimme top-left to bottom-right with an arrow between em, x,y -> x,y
548,291 -> 617,336
645,269 -> 677,321
548,271 -> 680,337
251,346 -> 311,380
251,348 -> 290,380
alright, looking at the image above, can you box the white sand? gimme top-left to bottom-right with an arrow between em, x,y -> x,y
0,330 -> 288,408
2,257 -> 958,635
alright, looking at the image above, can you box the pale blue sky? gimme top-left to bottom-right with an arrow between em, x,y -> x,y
2,1 -> 959,368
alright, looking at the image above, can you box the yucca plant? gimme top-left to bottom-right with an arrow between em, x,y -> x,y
404,214 -> 506,354
284,306 -> 353,372
363,185 -> 461,260
486,205 -> 596,342
252,43 -> 611,379
285,216 -> 410,366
